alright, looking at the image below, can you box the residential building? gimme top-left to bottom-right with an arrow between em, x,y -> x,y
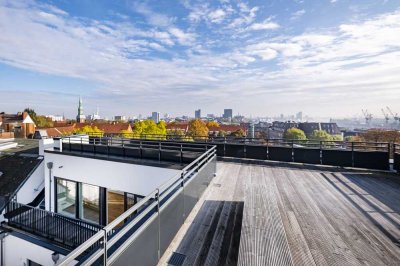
0,111 -> 36,138
0,135 -> 399,265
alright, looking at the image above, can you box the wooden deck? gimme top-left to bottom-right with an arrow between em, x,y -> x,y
160,161 -> 400,266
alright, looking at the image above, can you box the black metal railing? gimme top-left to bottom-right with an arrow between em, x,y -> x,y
59,136 -> 214,164
394,144 -> 400,172
5,201 -> 103,250
58,134 -> 394,171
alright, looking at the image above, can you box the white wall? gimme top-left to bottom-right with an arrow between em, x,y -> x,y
16,160 -> 44,204
39,139 -> 55,156
1,234 -> 74,266
44,152 -> 181,212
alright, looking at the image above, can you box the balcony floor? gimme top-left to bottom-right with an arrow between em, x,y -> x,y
160,161 -> 400,266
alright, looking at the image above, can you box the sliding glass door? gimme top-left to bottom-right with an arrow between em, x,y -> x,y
56,179 -> 77,218
107,190 -> 125,225
79,183 -> 100,223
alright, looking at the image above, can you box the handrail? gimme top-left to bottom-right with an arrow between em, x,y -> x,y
56,145 -> 217,265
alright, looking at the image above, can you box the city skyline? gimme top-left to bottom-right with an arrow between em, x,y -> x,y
1,0 -> 400,118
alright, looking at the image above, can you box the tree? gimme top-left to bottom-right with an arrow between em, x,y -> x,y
188,119 -> 209,139
120,130 -> 133,138
131,120 -> 167,139
206,121 -> 219,128
73,126 -> 104,137
217,130 -> 227,137
24,108 -> 38,124
230,129 -> 246,137
310,130 -> 333,141
35,116 -> 54,128
284,128 -> 307,140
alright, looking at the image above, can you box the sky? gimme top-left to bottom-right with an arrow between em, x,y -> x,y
0,0 -> 400,119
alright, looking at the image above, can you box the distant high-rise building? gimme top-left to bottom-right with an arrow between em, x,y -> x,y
296,112 -> 303,121
223,109 -> 233,120
195,109 -> 201,119
114,115 -> 127,122
76,96 -> 86,123
152,112 -> 160,123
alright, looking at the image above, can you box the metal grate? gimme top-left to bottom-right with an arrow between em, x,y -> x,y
168,252 -> 186,266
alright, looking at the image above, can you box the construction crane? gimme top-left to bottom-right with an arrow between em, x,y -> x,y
362,109 -> 373,125
386,107 -> 399,124
381,108 -> 390,125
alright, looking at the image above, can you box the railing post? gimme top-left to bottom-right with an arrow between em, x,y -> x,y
159,142 -> 162,162
291,140 -> 294,162
351,142 -> 355,167
140,140 -> 143,159
156,189 -> 161,260
320,141 -> 323,164
180,144 -> 183,164
181,172 -> 185,221
102,229 -> 107,266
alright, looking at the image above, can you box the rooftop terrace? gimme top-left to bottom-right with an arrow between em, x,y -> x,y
160,160 -> 400,266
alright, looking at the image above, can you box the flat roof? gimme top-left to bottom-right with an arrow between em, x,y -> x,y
160,161 -> 400,265
0,154 -> 43,210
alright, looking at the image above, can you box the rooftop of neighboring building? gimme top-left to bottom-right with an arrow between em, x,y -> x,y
0,154 -> 43,211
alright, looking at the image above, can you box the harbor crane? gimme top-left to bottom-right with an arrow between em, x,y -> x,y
362,109 -> 373,125
386,107 -> 399,124
381,108 -> 390,125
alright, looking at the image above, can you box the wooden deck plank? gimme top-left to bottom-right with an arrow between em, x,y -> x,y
159,162 -> 400,266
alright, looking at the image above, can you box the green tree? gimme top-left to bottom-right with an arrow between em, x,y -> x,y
73,126 -> 104,137
188,119 -> 209,139
217,130 -> 227,137
132,120 -> 167,139
230,129 -> 246,137
206,121 -> 219,128
284,128 -> 307,140
310,130 -> 333,141
24,108 -> 38,124
35,116 -> 54,128
120,130 -> 133,138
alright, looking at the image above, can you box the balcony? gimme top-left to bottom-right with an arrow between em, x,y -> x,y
4,201 -> 103,251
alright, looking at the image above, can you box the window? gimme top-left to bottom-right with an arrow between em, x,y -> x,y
79,183 -> 100,223
56,179 -> 77,218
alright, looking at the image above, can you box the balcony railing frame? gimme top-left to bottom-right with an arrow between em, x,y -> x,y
56,145 -> 217,265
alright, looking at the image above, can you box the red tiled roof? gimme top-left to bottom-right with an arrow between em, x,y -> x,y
44,125 -> 76,137
208,124 -> 247,133
166,123 -> 189,131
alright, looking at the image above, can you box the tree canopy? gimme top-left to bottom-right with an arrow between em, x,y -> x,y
74,126 -> 104,137
284,128 -> 307,140
24,108 -> 53,127
309,130 -> 333,141
132,120 -> 167,139
188,119 -> 209,138
206,121 -> 219,128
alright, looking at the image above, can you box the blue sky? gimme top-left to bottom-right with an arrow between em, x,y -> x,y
0,0 -> 399,119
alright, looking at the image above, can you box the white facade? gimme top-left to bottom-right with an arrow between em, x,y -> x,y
44,151 -> 181,212
0,234 -> 73,266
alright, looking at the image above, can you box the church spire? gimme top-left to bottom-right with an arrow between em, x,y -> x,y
77,96 -> 86,123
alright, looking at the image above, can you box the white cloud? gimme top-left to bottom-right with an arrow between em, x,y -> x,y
0,1 -> 400,116
168,27 -> 195,46
208,9 -> 226,23
291,9 -> 306,20
248,20 -> 280,31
